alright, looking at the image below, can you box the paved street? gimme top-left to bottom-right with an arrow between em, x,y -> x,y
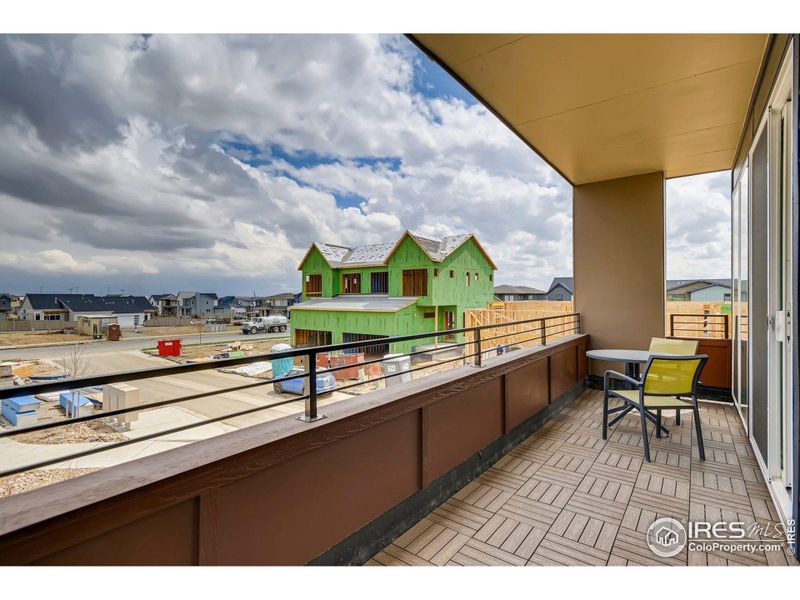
0,330 -> 285,361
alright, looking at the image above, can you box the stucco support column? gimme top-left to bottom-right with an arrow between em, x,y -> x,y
573,171 -> 665,374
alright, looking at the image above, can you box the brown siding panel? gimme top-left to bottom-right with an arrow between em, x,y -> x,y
505,358 -> 549,430
35,500 -> 197,566
550,346 -> 578,400
213,410 -> 420,565
425,378 -> 504,482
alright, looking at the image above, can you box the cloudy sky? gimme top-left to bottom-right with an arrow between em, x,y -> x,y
0,34 -> 729,296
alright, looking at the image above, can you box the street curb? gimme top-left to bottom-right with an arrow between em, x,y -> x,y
1,331 -> 289,352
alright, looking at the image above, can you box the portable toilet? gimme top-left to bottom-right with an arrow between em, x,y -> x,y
270,343 -> 294,379
381,353 -> 412,387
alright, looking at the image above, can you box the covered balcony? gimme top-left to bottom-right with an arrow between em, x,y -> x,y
0,33 -> 797,565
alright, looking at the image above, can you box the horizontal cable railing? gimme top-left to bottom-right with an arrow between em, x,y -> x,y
669,313 -> 730,339
0,313 -> 580,477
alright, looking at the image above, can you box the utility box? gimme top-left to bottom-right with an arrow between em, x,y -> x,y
103,383 -> 139,431
381,354 -> 412,387
158,339 -> 182,356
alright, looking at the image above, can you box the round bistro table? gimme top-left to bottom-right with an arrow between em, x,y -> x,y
585,348 -> 654,379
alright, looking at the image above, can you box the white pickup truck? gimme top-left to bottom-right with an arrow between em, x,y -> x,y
241,315 -> 288,334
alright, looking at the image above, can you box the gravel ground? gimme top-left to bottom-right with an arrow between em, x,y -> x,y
0,468 -> 98,499
14,420 -> 126,445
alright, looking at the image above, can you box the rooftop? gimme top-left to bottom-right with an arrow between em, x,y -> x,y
306,231 -> 495,269
494,285 -> 545,295
24,294 -> 154,314
291,295 -> 418,312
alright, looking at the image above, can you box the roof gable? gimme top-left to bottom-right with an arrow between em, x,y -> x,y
548,277 -> 574,294
298,231 -> 497,271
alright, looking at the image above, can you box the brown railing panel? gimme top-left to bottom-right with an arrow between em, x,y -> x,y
550,345 -> 579,400
36,500 -> 197,566
213,410 -> 420,565
425,378 -> 504,483
505,357 -> 549,430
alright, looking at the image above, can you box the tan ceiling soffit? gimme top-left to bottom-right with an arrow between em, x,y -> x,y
410,34 -> 769,185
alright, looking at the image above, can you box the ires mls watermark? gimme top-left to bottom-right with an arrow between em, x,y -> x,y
646,517 -> 796,558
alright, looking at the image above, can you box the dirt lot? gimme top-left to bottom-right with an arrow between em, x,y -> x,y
146,337 -> 290,363
0,331 -> 89,347
127,325 -> 241,337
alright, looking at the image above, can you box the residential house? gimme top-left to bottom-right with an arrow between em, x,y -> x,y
148,294 -> 179,317
493,285 -> 544,302
176,292 -> 218,317
540,277 -> 574,301
18,294 -> 155,327
255,292 -> 298,317
218,296 -> 266,310
0,294 -> 13,320
666,279 -> 732,302
292,231 -> 496,353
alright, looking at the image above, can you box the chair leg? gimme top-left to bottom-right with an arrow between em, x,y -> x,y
655,409 -> 662,438
638,406 -> 651,462
602,388 -> 610,440
675,409 -> 681,426
693,403 -> 705,461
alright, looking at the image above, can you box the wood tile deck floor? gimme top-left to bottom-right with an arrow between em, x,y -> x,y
368,390 -> 796,567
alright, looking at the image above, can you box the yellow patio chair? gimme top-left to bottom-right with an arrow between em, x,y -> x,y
648,337 -> 698,425
649,337 -> 698,355
602,355 -> 708,462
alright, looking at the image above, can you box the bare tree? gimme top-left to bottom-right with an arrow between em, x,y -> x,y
62,344 -> 90,419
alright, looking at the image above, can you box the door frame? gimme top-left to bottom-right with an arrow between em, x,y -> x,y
749,44 -> 795,521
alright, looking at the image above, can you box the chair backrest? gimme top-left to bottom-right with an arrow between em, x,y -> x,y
649,337 -> 698,355
642,355 -> 708,396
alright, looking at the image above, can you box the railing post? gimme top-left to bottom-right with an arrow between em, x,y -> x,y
474,328 -> 482,367
669,313 -> 675,337
540,319 -> 547,346
723,314 -> 729,339
297,349 -> 325,423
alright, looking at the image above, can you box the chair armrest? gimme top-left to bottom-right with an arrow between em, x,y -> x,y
604,369 -> 642,389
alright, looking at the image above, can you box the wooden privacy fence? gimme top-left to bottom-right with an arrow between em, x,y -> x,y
665,301 -> 736,339
465,301 -> 577,351
0,320 -> 78,332
467,299 -> 738,342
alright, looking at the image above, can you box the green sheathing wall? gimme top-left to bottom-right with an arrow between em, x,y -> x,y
431,239 -> 495,315
290,303 -> 436,353
387,236 -> 435,304
299,247 -> 335,299
337,267 -> 390,294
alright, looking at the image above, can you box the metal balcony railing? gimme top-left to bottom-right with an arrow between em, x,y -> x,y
669,313 -> 730,339
0,313 -> 580,478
